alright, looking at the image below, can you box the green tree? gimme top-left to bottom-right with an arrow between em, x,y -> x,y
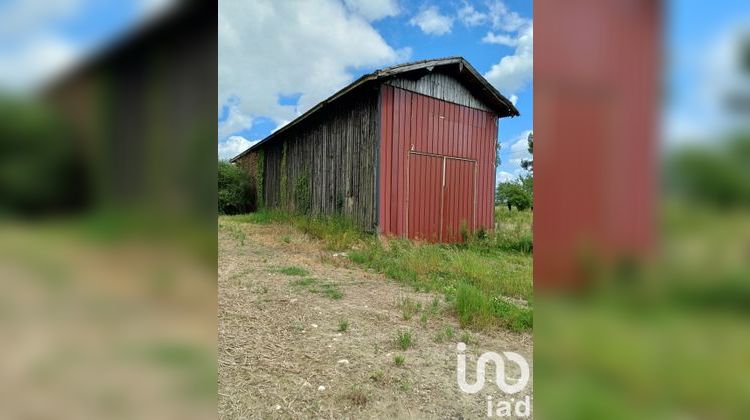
218,161 -> 254,214
519,173 -> 533,208
496,181 -> 532,211
520,132 -> 534,172
665,134 -> 750,208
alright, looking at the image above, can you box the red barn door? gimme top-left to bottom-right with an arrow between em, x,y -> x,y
442,157 -> 476,242
406,153 -> 443,241
407,152 -> 476,242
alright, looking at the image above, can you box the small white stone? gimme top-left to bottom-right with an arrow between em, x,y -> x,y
290,298 -> 297,303
275,405 -> 281,410
336,332 -> 342,336
318,385 -> 326,391
311,324 -> 318,328
337,359 -> 350,365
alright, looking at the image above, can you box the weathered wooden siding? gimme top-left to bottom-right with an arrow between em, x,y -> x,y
385,72 -> 492,112
259,88 -> 379,230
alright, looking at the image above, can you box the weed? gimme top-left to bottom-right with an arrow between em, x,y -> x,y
460,331 -> 473,345
221,222 -> 246,246
290,277 -> 317,287
369,369 -> 385,383
419,312 -> 428,327
278,266 -> 309,276
394,354 -> 405,366
430,296 -> 441,314
398,297 -> 420,320
395,329 -> 413,350
343,387 -> 368,407
319,283 -> 343,300
443,325 -> 455,339
434,325 -> 455,343
455,282 -> 495,329
375,312 -> 389,322
338,319 -> 349,332
398,377 -> 412,392
281,235 -> 291,243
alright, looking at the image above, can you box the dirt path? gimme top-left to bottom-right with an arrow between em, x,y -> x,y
218,222 -> 533,419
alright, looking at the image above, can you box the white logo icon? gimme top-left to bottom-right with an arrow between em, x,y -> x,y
456,342 -> 530,394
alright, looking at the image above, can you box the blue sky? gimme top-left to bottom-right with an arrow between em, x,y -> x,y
4,0 -> 746,174
0,0 -> 175,92
665,1 -> 750,145
218,0 -> 534,186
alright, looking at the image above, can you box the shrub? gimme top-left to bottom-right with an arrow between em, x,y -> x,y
0,96 -> 88,215
218,161 -> 253,214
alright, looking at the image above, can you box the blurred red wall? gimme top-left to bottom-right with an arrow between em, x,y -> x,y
535,0 -> 661,289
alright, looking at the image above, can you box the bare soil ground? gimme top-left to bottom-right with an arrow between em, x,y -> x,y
218,221 -> 533,419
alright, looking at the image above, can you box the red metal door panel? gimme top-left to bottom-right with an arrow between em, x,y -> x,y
407,153 -> 443,241
442,158 -> 476,242
379,85 -> 496,239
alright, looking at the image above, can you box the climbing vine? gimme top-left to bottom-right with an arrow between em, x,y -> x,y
255,149 -> 264,209
294,168 -> 311,215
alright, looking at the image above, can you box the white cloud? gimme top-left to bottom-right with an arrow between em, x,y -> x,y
0,0 -> 85,91
0,0 -> 180,92
496,171 -> 514,184
409,6 -> 453,36
272,119 -> 291,133
509,94 -> 518,105
219,0 -> 405,144
343,0 -> 399,21
457,1 -> 486,27
219,136 -> 257,160
665,22 -> 750,147
501,130 -> 532,167
483,23 -> 533,97
0,35 -> 79,92
487,0 -> 527,32
482,31 -> 517,47
218,103 -> 253,140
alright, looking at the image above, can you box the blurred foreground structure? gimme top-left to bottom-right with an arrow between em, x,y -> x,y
535,0 -> 660,289
42,0 -> 216,224
535,0 -> 750,418
0,1 -> 217,419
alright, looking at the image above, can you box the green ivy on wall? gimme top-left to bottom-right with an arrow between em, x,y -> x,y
294,168 -> 311,215
256,149 -> 264,209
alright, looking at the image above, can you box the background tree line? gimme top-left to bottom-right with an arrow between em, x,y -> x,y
496,132 -> 533,211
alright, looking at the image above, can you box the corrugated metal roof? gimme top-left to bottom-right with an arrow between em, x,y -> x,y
230,56 -> 519,162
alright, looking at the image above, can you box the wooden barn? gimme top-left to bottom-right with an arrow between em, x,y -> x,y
231,57 -> 519,242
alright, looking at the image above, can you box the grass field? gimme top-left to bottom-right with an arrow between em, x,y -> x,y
223,206 -> 532,331
536,201 -> 750,418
